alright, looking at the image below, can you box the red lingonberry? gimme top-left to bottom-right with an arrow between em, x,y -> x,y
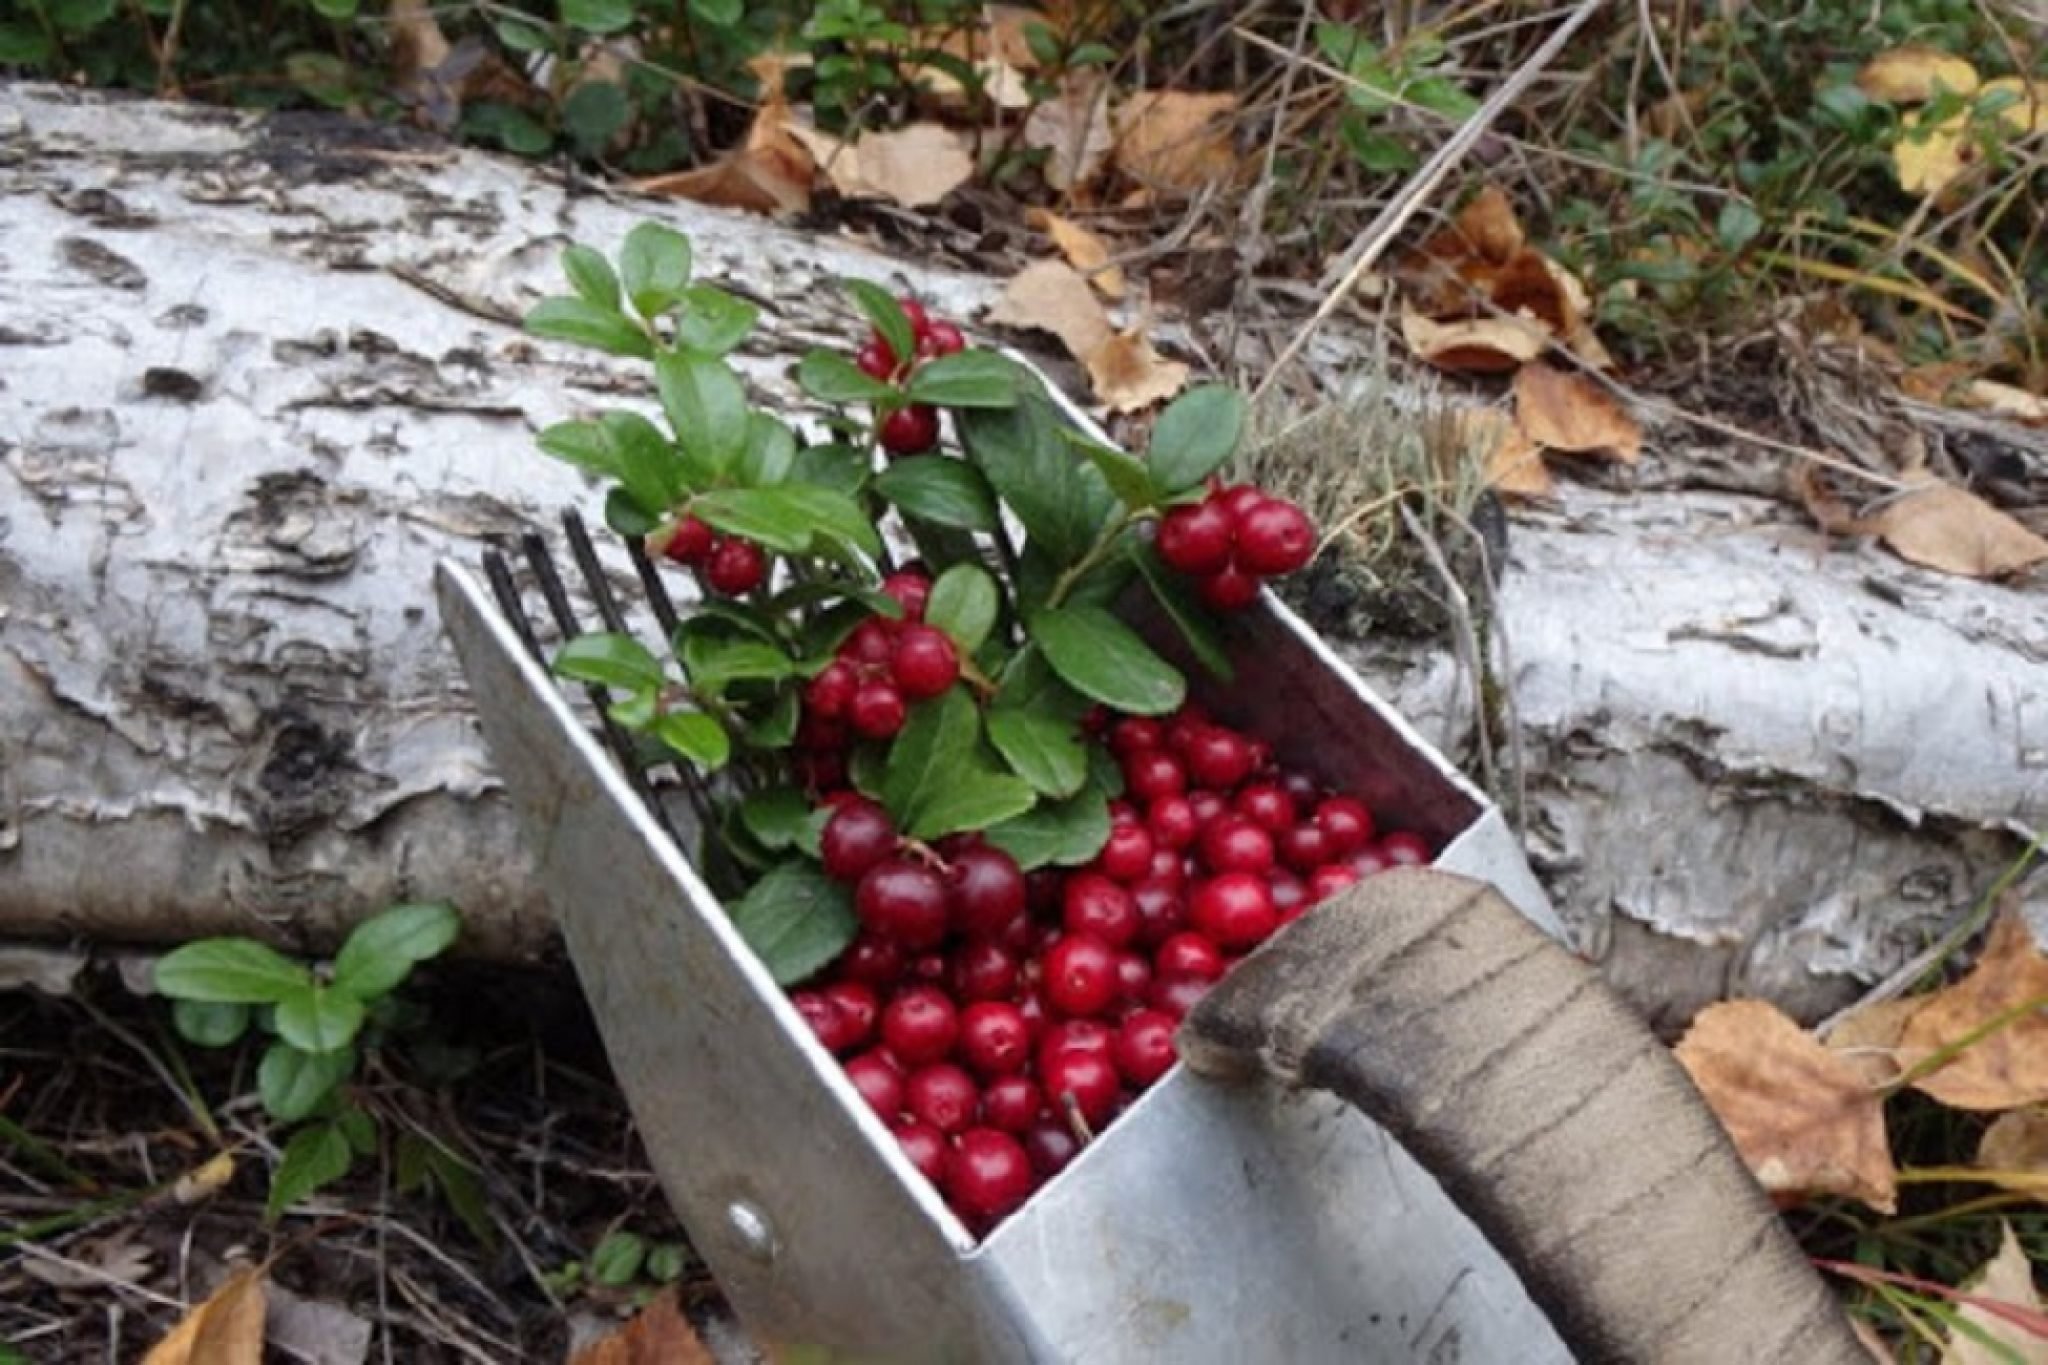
1314,796 -> 1376,854
948,844 -> 1027,940
1163,705 -> 1209,753
1269,867 -> 1307,916
1036,1019 -> 1114,1076
1380,830 -> 1432,866
1156,501 -> 1234,575
881,570 -> 931,621
1146,795 -> 1200,850
821,799 -> 898,883
856,858 -> 951,949
1039,1048 -> 1119,1128
950,939 -> 1020,1002
905,1063 -> 979,1134
1185,727 -> 1256,791
661,515 -> 714,565
842,617 -> 897,665
1145,973 -> 1210,1019
1062,875 -> 1139,949
1107,799 -> 1140,826
958,1001 -> 1031,1077
856,340 -> 898,381
793,990 -> 858,1055
1110,717 -> 1163,756
899,298 -> 933,339
848,680 -> 908,739
1187,790 -> 1227,827
822,981 -> 879,1049
1113,950 -> 1153,1004
1096,823 -> 1155,883
1190,871 -> 1278,950
845,1050 -> 905,1119
1197,563 -> 1261,611
917,321 -> 966,358
881,985 -> 960,1067
838,933 -> 905,986
1042,933 -> 1121,1017
1277,822 -> 1333,873
1235,498 -> 1316,575
804,659 -> 858,720
1279,769 -> 1321,804
980,1075 -> 1042,1133
892,1118 -> 947,1182
889,624 -> 960,700
1234,781 -> 1297,833
880,404 -> 940,455
1022,1118 -> 1080,1178
1212,483 -> 1268,523
1307,863 -> 1360,904
1123,749 -> 1188,803
1130,879 -> 1186,946
944,1129 -> 1034,1222
706,537 -> 767,595
1200,814 -> 1275,875
1350,845 -> 1392,878
1113,1009 -> 1179,1088
1154,932 -> 1225,982
909,952 -> 948,983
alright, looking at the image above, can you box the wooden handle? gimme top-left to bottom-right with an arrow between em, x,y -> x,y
1178,868 -> 1867,1365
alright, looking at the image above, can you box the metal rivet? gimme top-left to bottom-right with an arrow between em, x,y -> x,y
726,1200 -> 778,1264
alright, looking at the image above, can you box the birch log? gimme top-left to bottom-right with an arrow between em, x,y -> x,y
2,84 -> 2042,1022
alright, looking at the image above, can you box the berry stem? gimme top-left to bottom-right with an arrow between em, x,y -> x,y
1044,511 -> 1146,613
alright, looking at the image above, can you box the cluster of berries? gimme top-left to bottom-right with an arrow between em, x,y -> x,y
797,572 -> 956,760
655,514 -> 769,597
1155,484 -> 1317,611
789,702 -> 1432,1229
854,298 -> 966,457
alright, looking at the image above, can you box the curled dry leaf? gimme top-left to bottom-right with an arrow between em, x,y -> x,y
1112,91 -> 1239,195
1900,909 -> 2048,1109
1822,995 -> 1928,1089
1454,409 -> 1554,501
1962,379 -> 2048,425
1025,74 -> 1115,192
569,1289 -> 717,1365
784,121 -> 973,208
1395,187 -> 1605,371
1857,46 -> 1981,103
1978,1108 -> 2048,1204
1941,1222 -> 2048,1365
1867,480 -> 2048,580
1399,305 -> 1548,374
988,259 -> 1114,360
638,97 -> 814,217
144,1266 -> 267,1365
173,1151 -> 237,1204
1086,328 -> 1189,413
1512,363 -> 1642,463
1675,999 -> 1898,1213
1026,209 -> 1125,299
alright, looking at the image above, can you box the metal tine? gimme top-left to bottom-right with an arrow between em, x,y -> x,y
625,533 -> 684,641
481,547 -> 547,665
560,511 -> 719,828
517,531 -> 686,847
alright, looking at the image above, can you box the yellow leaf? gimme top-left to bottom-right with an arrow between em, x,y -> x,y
1941,1223 -> 2048,1365
1026,209 -> 1125,299
1867,480 -> 2048,581
1084,327 -> 1189,413
1900,909 -> 2048,1108
1112,91 -> 1239,195
173,1151 -> 236,1204
144,1267 -> 267,1365
1512,362 -> 1642,463
1858,45 -> 1980,103
784,121 -> 973,208
987,259 -> 1114,362
1675,999 -> 1898,1213
1894,108 -> 1972,196
569,1289 -> 717,1365
1399,304 -> 1548,374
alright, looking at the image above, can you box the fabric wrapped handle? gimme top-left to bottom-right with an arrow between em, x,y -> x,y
1177,868 -> 1869,1365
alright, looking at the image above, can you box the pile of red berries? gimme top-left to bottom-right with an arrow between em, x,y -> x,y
789,701 -> 1433,1231
854,298 -> 966,457
655,514 -> 770,597
797,570 -> 956,755
1156,484 -> 1317,611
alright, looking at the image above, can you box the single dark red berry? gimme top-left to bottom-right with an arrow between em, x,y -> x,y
905,1062 -> 979,1134
1277,822 -> 1334,873
842,617 -> 898,665
822,799 -> 898,883
918,320 -> 966,357
1234,782 -> 1296,833
1040,1048 -> 1119,1128
1096,823 -> 1154,884
1212,483 -> 1268,523
706,537 -> 767,595
1022,1117 -> 1080,1178
950,939 -> 1020,1002
881,570 -> 931,621
846,1050 -> 905,1119
889,624 -> 960,700
1110,717 -> 1163,756
1146,795 -> 1200,850
856,340 -> 898,380
1235,498 -> 1316,575
839,932 -> 905,986
1130,879 -> 1186,947
1036,1018 -> 1114,1076
1154,932 -> 1226,982
980,1075 -> 1042,1133
958,1001 -> 1031,1077
1123,750 -> 1188,803
1200,814 -> 1275,875
1062,874 -> 1139,949
1269,868 -> 1307,916
944,1128 -> 1034,1222
1350,845 -> 1392,877
948,844 -> 1027,940
1145,973 -> 1210,1019
822,981 -> 879,1049
882,985 -> 960,1067
1190,871 -> 1278,950
879,404 -> 940,455
1187,790 -> 1227,828
849,680 -> 908,740
804,659 -> 857,720
661,515 -> 715,565
856,858 -> 951,949
1307,863 -> 1360,904
1163,704 -> 1210,753
1042,933 -> 1120,1017
1185,727 -> 1256,791
1380,830 -> 1432,866
793,990 -> 859,1055
1197,563 -> 1261,611
1314,796 -> 1375,854
892,1117 -> 947,1182
1156,500 -> 1235,575
1113,1009 -> 1179,1087
1113,950 -> 1153,1004
1107,798 -> 1140,826
899,298 -> 933,339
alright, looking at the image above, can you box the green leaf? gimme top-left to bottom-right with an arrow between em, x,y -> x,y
51,0 -> 119,30
903,350 -> 1022,409
563,82 -> 629,156
925,562 -> 999,654
737,412 -> 797,487
688,0 -> 743,22
1405,75 -> 1480,120
745,688 -> 802,750
552,632 -> 666,692
693,486 -> 881,559
728,862 -> 858,986
1146,385 -> 1246,495
881,688 -> 1037,840
1032,605 -> 1185,716
985,789 -> 1111,870
987,647 -> 1091,797
592,1230 -> 648,1287
266,1121 -> 353,1222
1069,433 -> 1156,510
790,442 -> 872,497
258,1041 -> 356,1123
172,999 -> 251,1048
561,245 -> 621,310
525,296 -> 653,358
561,0 -> 633,29
872,457 -> 999,531
332,902 -> 460,1000
840,279 -> 915,371
1716,199 -> 1763,253
494,16 -> 551,51
608,684 -> 658,731
798,350 -> 896,404
652,712 -> 731,769
0,23 -> 54,63
536,418 -> 612,476
423,1144 -> 495,1247
606,487 -> 659,537
740,787 -> 814,852
155,939 -> 310,1005
335,1104 -> 378,1156
958,395 -> 1115,565
466,102 -> 552,156
620,221 -> 693,317
655,352 -> 748,479
646,1243 -> 688,1283
1131,544 -> 1235,681
675,285 -> 759,356
273,983 -> 367,1054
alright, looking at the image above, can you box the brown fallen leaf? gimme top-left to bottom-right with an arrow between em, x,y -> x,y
1978,1108 -> 2048,1204
1026,73 -> 1115,191
1823,995 -> 1928,1089
1512,363 -> 1642,463
785,121 -> 974,208
1867,480 -> 2048,580
144,1266 -> 267,1365
1942,1222 -> 2048,1365
388,0 -> 451,80
1675,999 -> 1898,1213
1900,909 -> 2048,1109
1858,46 -> 1980,103
1399,305 -> 1548,374
1112,91 -> 1239,195
987,259 -> 1114,361
638,96 -> 814,217
1027,209 -> 1125,299
1454,409 -> 1555,500
1087,328 -> 1189,413
570,1289 -> 716,1365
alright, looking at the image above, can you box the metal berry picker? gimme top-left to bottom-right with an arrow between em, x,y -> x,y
439,224 -> 1865,1362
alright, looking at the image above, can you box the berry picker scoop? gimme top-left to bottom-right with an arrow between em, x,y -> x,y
437,356 -> 1863,1361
